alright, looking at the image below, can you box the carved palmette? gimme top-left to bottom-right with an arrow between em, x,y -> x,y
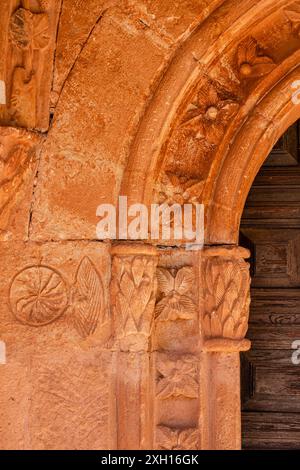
203,257 -> 251,340
70,257 -> 105,338
111,255 -> 157,350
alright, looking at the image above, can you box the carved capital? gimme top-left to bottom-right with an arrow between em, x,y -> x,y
111,243 -> 158,352
202,246 -> 251,352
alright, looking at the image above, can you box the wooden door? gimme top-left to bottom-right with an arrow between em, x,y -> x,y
240,121 -> 300,450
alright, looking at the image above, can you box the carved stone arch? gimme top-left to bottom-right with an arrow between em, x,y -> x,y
207,60 -> 300,243
121,0 -> 300,245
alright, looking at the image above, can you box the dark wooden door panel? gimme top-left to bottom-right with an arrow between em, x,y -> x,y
242,351 -> 300,412
241,120 -> 300,450
241,228 -> 300,288
242,413 -> 300,450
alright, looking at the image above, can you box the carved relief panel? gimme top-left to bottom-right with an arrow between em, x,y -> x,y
0,241 -> 113,450
152,251 -> 201,451
0,0 -> 61,130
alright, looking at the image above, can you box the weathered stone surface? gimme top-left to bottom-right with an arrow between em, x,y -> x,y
0,0 -> 300,452
0,241 -> 112,449
0,127 -> 40,241
30,8 -> 169,241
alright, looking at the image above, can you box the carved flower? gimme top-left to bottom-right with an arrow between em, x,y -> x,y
156,426 -> 199,450
204,258 -> 251,340
157,173 -> 205,206
285,6 -> 300,36
237,37 -> 276,79
180,81 -> 239,145
10,8 -> 50,51
10,266 -> 68,326
156,357 -> 198,399
155,267 -> 196,322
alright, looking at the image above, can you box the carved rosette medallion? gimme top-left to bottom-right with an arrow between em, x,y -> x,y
9,256 -> 105,337
10,265 -> 68,326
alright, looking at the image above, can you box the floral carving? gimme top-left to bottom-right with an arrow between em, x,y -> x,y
285,5 -> 300,36
156,173 -> 205,206
180,81 -> 239,144
155,267 -> 196,322
203,257 -> 251,340
156,356 -> 198,399
236,37 -> 276,79
156,80 -> 239,207
70,257 -> 105,338
0,128 -> 38,234
10,265 -> 68,326
156,426 -> 199,450
9,256 -> 105,335
5,2 -> 51,129
111,255 -> 157,350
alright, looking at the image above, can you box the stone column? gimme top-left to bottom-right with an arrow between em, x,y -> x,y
201,246 -> 251,450
110,243 -> 158,450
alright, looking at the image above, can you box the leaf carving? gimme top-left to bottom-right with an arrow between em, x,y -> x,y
9,8 -> 50,51
71,257 -> 104,338
112,255 -> 157,350
204,257 -> 250,340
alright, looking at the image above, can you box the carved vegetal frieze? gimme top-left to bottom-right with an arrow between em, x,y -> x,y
111,254 -> 158,351
9,256 -> 106,338
156,34 -> 277,209
203,256 -> 250,340
156,425 -> 199,450
156,80 -> 239,206
155,267 -> 196,322
156,355 -> 198,399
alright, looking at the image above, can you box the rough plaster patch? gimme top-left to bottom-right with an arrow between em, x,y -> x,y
0,340 -> 6,364
0,80 -> 6,104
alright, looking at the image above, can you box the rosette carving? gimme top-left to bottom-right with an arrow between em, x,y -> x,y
236,37 -> 276,79
10,265 -> 68,326
156,356 -> 198,399
156,426 -> 199,450
155,267 -> 196,322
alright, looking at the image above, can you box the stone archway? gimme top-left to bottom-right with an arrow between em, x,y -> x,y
116,0 -> 300,449
0,0 -> 300,451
